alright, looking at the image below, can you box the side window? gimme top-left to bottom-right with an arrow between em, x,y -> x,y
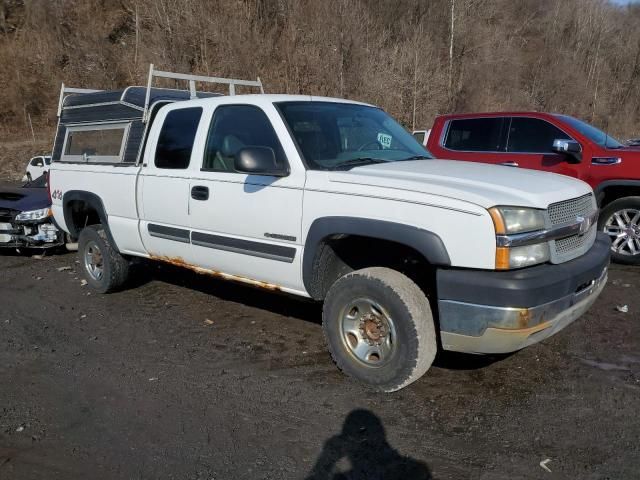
444,118 -> 505,152
155,107 -> 203,169
31,158 -> 43,166
44,157 -> 51,165
507,118 -> 571,153
413,132 -> 426,145
202,105 -> 286,172
62,124 -> 128,163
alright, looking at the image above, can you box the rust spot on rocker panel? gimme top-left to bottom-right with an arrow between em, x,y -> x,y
149,255 -> 283,291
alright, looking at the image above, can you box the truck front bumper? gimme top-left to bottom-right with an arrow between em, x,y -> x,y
437,232 -> 611,354
0,218 -> 63,249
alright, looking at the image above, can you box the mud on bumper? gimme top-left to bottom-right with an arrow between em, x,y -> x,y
436,232 -> 611,354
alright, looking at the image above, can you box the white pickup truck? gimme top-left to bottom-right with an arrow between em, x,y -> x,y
49,68 -> 610,391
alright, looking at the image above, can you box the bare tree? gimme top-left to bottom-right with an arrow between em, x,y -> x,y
0,0 -> 638,145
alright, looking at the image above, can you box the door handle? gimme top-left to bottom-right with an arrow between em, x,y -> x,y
500,161 -> 519,167
191,185 -> 209,201
591,157 -> 622,166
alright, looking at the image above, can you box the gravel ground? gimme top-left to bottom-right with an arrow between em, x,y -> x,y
0,250 -> 638,480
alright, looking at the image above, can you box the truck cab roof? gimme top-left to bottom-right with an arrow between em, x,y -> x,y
157,94 -> 373,108
435,111 -> 562,120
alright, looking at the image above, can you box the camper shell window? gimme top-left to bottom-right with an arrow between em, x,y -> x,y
61,123 -> 130,163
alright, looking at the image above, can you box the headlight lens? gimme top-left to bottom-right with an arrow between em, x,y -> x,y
489,206 -> 546,234
496,243 -> 551,269
15,208 -> 51,222
490,206 -> 549,270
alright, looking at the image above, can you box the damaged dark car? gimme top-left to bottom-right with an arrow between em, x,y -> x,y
0,174 -> 64,250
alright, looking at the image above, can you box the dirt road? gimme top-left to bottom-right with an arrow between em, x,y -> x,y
0,251 -> 638,479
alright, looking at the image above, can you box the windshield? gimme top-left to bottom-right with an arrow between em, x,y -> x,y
276,102 -> 432,170
555,114 -> 624,149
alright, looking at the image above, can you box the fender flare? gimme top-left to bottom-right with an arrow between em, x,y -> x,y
594,180 -> 640,205
302,216 -> 451,297
62,190 -> 120,252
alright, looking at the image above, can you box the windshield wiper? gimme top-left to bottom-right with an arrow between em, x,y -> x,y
330,158 -> 389,170
400,155 -> 431,161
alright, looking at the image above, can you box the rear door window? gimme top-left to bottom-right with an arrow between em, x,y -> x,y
444,118 -> 506,152
155,107 -> 203,169
507,118 -> 571,153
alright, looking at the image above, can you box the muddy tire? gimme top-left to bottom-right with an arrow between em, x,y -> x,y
78,225 -> 129,293
322,267 -> 437,392
599,197 -> 640,265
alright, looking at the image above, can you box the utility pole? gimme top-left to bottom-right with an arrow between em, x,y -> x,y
448,0 -> 455,100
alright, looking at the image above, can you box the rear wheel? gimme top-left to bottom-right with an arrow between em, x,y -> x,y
322,267 -> 437,392
78,225 -> 129,293
26,172 -> 32,182
599,197 -> 640,265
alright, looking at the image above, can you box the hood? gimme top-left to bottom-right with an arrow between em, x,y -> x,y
328,160 -> 592,209
0,186 -> 50,212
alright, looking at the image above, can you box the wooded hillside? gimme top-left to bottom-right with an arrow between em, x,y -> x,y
1,0 -> 639,145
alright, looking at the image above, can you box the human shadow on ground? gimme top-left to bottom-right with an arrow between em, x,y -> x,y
305,409 -> 433,480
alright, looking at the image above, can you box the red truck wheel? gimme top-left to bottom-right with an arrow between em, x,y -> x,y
599,197 -> 640,265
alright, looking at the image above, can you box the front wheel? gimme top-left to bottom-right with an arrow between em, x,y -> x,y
78,225 -> 130,293
599,197 -> 640,265
322,267 -> 437,392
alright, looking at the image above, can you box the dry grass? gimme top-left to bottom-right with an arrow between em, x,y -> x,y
0,0 -> 639,177
0,138 -> 50,181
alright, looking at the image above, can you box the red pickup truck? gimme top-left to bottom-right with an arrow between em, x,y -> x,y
427,112 -> 640,265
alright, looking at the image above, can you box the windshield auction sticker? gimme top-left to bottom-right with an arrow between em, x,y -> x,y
377,133 -> 392,149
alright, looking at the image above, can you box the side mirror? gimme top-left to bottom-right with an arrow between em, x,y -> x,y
234,147 -> 287,177
552,139 -> 582,163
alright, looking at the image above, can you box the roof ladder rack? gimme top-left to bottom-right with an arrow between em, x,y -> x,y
56,83 -> 104,117
143,63 -> 264,122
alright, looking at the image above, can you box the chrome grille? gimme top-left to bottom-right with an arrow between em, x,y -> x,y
547,193 -> 597,263
548,193 -> 594,226
555,226 -> 596,255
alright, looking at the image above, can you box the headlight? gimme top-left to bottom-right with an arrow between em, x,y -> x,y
489,206 -> 549,270
15,208 -> 52,222
488,206 -> 545,234
496,243 -> 550,269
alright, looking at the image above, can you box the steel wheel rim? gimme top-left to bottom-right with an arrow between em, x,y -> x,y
84,240 -> 104,281
339,297 -> 397,368
603,208 -> 640,256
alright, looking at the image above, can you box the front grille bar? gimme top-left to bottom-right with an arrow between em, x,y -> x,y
496,210 -> 598,248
